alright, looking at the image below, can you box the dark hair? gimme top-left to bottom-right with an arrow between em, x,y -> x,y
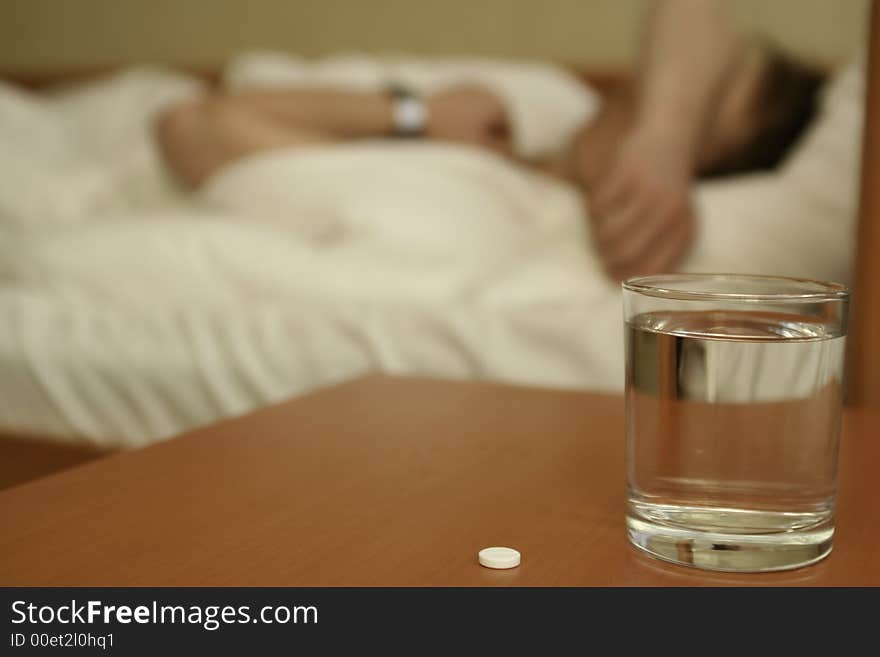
702,43 -> 827,178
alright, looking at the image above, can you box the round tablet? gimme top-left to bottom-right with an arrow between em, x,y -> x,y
478,546 -> 521,569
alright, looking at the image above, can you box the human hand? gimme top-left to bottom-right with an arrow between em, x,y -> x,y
425,87 -> 512,154
588,130 -> 697,280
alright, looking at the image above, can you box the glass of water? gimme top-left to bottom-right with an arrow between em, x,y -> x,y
623,274 -> 849,572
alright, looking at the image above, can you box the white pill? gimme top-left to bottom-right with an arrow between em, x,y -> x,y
478,546 -> 521,569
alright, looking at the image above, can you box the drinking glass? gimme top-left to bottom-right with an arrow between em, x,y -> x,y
623,274 -> 849,571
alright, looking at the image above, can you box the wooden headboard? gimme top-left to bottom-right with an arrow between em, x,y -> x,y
0,63 -> 627,95
848,0 -> 880,409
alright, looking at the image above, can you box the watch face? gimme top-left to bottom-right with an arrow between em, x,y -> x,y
392,95 -> 427,137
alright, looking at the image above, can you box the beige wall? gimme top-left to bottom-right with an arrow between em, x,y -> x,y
1,0 -> 869,73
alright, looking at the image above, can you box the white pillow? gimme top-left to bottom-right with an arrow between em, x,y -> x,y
781,59 -> 863,224
0,69 -> 203,232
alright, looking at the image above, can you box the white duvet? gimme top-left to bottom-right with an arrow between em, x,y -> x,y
0,53 -> 861,447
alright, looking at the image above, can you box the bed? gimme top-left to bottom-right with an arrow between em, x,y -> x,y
0,50 -> 865,470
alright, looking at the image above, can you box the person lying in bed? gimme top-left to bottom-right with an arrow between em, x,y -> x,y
156,0 -> 825,280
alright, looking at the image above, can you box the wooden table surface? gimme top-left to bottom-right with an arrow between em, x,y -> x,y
1,375 -> 877,586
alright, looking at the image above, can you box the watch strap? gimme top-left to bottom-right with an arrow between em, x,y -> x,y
389,84 -> 427,137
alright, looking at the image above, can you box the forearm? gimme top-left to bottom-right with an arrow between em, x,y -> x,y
156,84 -> 517,188
634,0 -> 744,166
220,89 -> 396,139
156,89 -> 396,187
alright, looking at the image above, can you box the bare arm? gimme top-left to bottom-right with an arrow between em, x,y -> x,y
155,90 -> 395,187
213,90 -> 397,138
632,0 -> 743,165
580,0 -> 746,280
156,87 -> 511,188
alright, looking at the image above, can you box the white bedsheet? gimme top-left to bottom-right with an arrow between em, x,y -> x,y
0,54 -> 861,447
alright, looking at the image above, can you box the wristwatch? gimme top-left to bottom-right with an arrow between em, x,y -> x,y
388,84 -> 427,137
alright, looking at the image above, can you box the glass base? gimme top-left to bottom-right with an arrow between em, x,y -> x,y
627,505 -> 834,573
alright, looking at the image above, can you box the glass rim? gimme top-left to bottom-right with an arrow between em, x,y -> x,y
622,273 -> 849,302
